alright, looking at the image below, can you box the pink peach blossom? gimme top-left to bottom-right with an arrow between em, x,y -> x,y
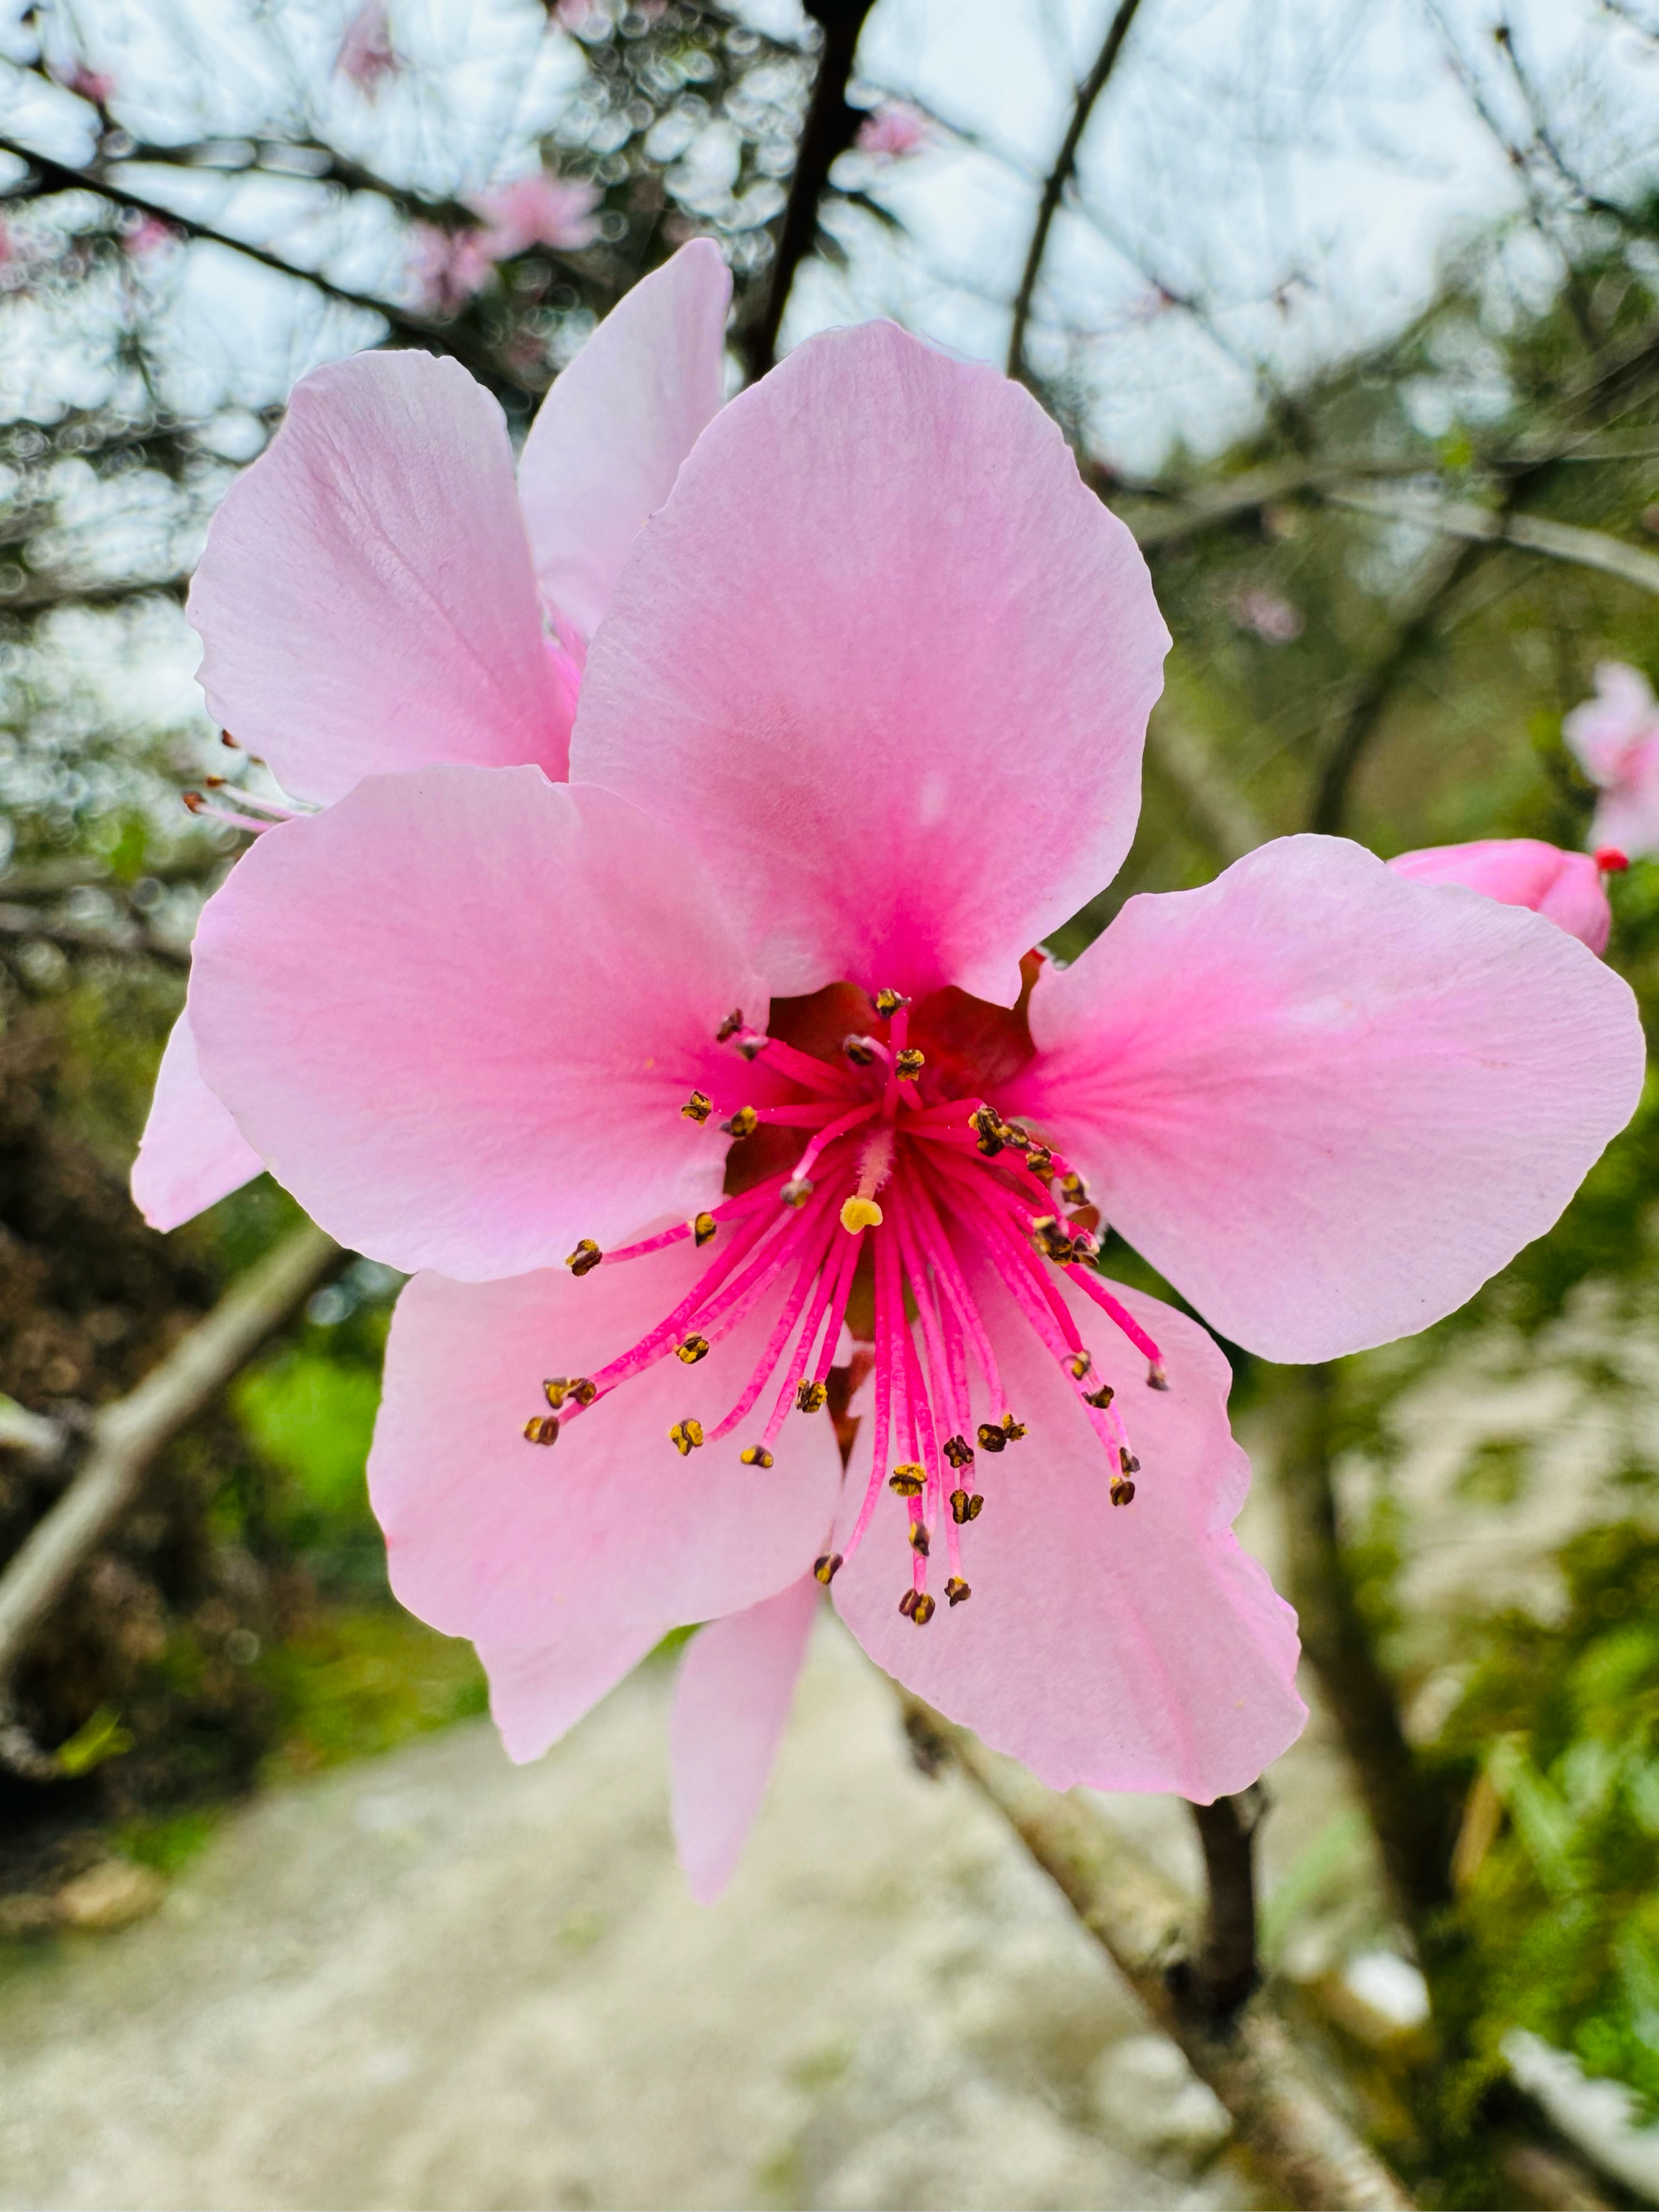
470,172 -> 603,258
175,322 -> 1644,1893
53,61 -> 116,105
1388,838 -> 1618,955
855,104 -> 929,159
131,241 -> 732,1232
1563,661 -> 1659,860
334,0 -> 401,96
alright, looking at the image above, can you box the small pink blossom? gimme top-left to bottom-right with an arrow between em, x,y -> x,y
470,172 -> 603,259
856,103 -> 929,160
334,0 -> 401,97
1563,662 -> 1659,860
158,322 -> 1643,1892
1230,583 -> 1303,643
122,214 -> 178,259
410,223 -> 498,313
54,61 -> 116,105
1388,838 -> 1618,955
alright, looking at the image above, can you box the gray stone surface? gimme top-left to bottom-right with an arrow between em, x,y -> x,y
0,1623 -> 1265,2212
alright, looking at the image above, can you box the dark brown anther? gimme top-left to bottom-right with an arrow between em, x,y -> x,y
1032,1216 -> 1076,1264
795,1379 -> 828,1413
971,1106 -> 1005,1158
1068,1227 -> 1099,1260
523,1414 -> 560,1446
895,1047 -> 925,1080
949,1489 -> 985,1524
1001,1123 -> 1032,1152
942,1434 -> 974,1469
898,1587 -> 921,1618
1111,1475 -> 1136,1507
1068,1349 -> 1094,1381
669,1417 -> 705,1456
737,1035 -> 766,1061
716,1009 -> 744,1043
842,1034 -> 879,1066
675,1335 -> 711,1365
1119,1447 -> 1141,1475
568,1377 -> 597,1405
945,1577 -> 971,1607
542,1377 -> 570,1409
888,1465 -> 925,1497
781,1176 -> 813,1208
564,1239 -> 603,1276
220,729 -> 241,748
1000,1413 -> 1027,1443
1146,1362 -> 1169,1391
693,1212 -> 718,1247
203,772 -> 226,788
908,1519 -> 931,1556
740,1445 -> 775,1469
1024,1145 -> 1053,1179
720,1105 -> 758,1139
681,1090 -> 713,1124
912,1592 -> 937,1626
1083,1382 -> 1115,1410
182,790 -> 207,813
1060,1169 -> 1089,1207
815,1553 -> 844,1586
976,1422 -> 1007,1454
874,988 -> 910,1017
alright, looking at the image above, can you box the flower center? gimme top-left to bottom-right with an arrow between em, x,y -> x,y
524,971 -> 1169,1625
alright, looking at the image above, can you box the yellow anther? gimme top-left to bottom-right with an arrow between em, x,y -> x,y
976,1422 -> 1007,1455
1083,1382 -> 1115,1410
1060,1169 -> 1089,1206
840,1194 -> 883,1234
950,1488 -> 985,1524
568,1377 -> 597,1405
888,1464 -> 925,1497
942,1433 -> 974,1468
795,1378 -> 828,1414
1068,1349 -> 1094,1381
781,1176 -> 814,1208
523,1414 -> 559,1446
740,1445 -> 775,1469
721,1105 -> 757,1139
874,988 -> 910,1017
564,1239 -> 603,1276
669,1417 -> 704,1456
945,1577 -> 971,1607
1119,1446 -> 1141,1475
1111,1475 -> 1136,1507
911,1592 -> 937,1626
693,1212 -> 718,1247
908,1520 -> 931,1557
675,1335 -> 710,1365
681,1090 -> 713,1123
1000,1413 -> 1027,1442
814,1552 -> 843,1585
842,1034 -> 879,1065
895,1047 -> 925,1080
542,1377 -> 570,1409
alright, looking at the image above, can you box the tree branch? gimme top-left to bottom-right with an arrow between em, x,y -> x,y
902,1696 -> 1415,2210
737,1 -> 876,382
0,1223 -> 341,1704
1187,1789 -> 1265,2015
1324,486 -> 1659,599
1006,0 -> 1147,385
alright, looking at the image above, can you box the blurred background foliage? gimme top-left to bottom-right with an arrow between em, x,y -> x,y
3,0 -> 1659,2203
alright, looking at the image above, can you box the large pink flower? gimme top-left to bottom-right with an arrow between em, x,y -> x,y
176,322 -> 1645,1895
1564,662 -> 1659,859
131,241 -> 732,1232
1388,837 -> 1618,955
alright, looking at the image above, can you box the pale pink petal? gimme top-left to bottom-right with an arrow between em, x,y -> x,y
1009,835 -> 1647,1364
833,1272 -> 1304,1799
670,1574 -> 819,1903
572,321 -> 1169,1007
130,1007 -> 262,1230
518,241 -> 730,648
470,173 -> 602,259
368,1260 -> 839,1655
1591,746 -> 1659,863
1389,838 -> 1610,954
189,351 -> 568,805
479,1621 -> 664,1764
1563,662 -> 1659,786
190,767 -> 767,1280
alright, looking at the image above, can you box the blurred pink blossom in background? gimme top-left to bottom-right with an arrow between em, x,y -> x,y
334,0 -> 401,98
855,103 -> 929,159
121,215 -> 178,259
1564,661 -> 1659,859
411,171 -> 603,309
1230,583 -> 1304,643
52,62 -> 116,105
1388,837 -> 1620,955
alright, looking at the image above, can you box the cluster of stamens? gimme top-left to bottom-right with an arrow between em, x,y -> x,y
523,984 -> 1168,1623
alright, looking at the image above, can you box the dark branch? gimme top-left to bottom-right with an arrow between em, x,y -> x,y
1186,1789 -> 1265,2017
738,0 -> 876,381
1006,0 -> 1146,384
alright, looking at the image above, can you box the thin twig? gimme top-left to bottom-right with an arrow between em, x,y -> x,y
1006,0 -> 1147,385
1323,485 -> 1659,599
902,1697 -> 1416,2211
1187,1789 -> 1265,2015
0,1223 -> 341,1699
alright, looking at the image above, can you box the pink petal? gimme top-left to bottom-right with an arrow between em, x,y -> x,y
518,241 -> 730,650
1590,751 -> 1659,863
189,351 -> 569,805
130,1007 -> 262,1230
669,1574 -> 819,1903
1388,838 -> 1610,954
368,1261 -> 839,1655
1010,834 -> 1647,1364
833,1271 -> 1304,1799
571,321 -> 1169,1007
478,1621 -> 664,1764
1563,661 -> 1659,786
190,766 -> 766,1280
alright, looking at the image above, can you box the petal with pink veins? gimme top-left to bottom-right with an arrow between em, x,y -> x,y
518,240 -> 731,646
1388,838 -> 1611,955
190,351 -> 569,805
670,1573 -> 820,1903
190,766 -> 767,1280
369,1259 -> 839,1661
479,1621 -> 666,1765
572,320 -> 1169,1008
130,1007 -> 263,1231
1008,834 -> 1647,1364
833,1271 -> 1304,1800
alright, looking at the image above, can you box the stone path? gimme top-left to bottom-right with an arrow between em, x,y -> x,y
0,1623 -> 1270,2212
